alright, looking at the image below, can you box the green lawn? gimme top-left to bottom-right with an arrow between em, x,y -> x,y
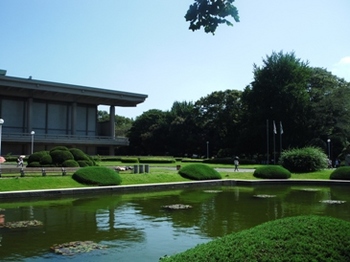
0,163 -> 334,192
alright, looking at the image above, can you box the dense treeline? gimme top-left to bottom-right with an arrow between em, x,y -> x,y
101,51 -> 350,162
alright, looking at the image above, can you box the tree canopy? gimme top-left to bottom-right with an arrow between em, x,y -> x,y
110,51 -> 350,163
185,0 -> 240,34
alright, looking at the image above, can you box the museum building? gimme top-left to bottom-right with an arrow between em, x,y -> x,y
0,70 -> 147,156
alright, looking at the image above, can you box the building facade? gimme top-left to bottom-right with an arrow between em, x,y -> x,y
0,70 -> 147,156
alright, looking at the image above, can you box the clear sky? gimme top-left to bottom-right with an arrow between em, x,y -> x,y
1,0 -> 349,119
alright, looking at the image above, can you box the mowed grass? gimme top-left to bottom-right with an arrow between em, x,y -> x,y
0,164 -> 334,192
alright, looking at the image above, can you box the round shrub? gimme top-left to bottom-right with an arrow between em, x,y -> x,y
160,215 -> 350,262
39,154 -> 53,165
28,151 -> 49,162
51,150 -> 74,166
330,166 -> 350,180
69,148 -> 89,161
77,160 -> 91,167
253,165 -> 291,179
72,166 -> 122,186
62,159 -> 80,167
27,151 -> 50,167
279,147 -> 328,173
178,164 -> 221,180
50,146 -> 69,152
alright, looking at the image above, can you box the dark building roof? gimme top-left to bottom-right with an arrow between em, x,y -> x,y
0,74 -> 148,107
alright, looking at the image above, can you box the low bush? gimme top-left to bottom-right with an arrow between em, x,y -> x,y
72,166 -> 122,186
28,151 -> 48,163
253,165 -> 291,179
62,159 -> 80,167
77,160 -> 93,167
121,158 -> 139,163
40,154 -> 52,165
27,147 -> 96,167
160,215 -> 350,262
99,156 -> 122,161
139,158 -> 175,164
203,157 -> 256,165
51,150 -> 74,165
279,147 -> 328,173
27,151 -> 50,167
28,161 -> 41,167
330,166 -> 350,180
181,158 -> 204,163
178,164 -> 221,180
50,146 -> 69,152
69,148 -> 89,161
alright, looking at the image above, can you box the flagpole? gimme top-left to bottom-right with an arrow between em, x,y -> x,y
280,121 -> 283,155
273,120 -> 276,164
266,119 -> 269,164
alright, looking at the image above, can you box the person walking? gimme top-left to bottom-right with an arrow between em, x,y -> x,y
17,156 -> 24,167
234,156 -> 239,171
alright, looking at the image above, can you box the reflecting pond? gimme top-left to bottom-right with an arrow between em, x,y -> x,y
0,184 -> 350,261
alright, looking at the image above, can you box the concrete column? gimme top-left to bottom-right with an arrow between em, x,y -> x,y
109,105 -> 115,138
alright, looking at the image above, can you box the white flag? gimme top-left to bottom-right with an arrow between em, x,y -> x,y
280,121 -> 283,135
273,121 -> 277,134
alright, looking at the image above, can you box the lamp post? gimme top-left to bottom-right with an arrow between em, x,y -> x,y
31,131 -> 35,154
206,141 -> 209,159
0,118 -> 4,176
327,139 -> 331,159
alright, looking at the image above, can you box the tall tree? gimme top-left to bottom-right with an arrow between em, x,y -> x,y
115,115 -> 133,137
128,109 -> 169,155
168,101 -> 199,156
241,51 -> 312,155
194,89 -> 242,157
306,68 -> 350,157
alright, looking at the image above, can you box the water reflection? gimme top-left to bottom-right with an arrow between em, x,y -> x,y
0,184 -> 349,261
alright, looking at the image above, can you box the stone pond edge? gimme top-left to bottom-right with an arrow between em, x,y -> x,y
0,179 -> 349,200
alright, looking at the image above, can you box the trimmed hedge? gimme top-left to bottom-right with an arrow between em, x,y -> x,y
50,150 -> 74,165
330,166 -> 350,180
120,158 -> 139,163
72,166 -> 122,186
279,147 -> 328,173
28,151 -> 49,163
139,158 -> 176,164
50,146 -> 69,152
253,165 -> 291,179
160,215 -> 350,262
62,159 -> 80,167
178,164 -> 221,180
40,154 -> 52,165
203,157 -> 257,165
69,148 -> 89,161
27,147 -> 97,167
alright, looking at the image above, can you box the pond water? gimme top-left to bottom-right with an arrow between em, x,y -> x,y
0,184 -> 350,262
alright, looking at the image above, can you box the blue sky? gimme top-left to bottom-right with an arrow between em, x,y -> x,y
1,0 -> 349,119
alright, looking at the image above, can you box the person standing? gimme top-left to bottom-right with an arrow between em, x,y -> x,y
234,156 -> 239,171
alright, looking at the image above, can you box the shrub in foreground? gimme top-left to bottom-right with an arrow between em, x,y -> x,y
160,215 -> 350,262
279,147 -> 328,173
330,166 -> 350,180
253,165 -> 291,179
72,166 -> 122,186
178,164 -> 221,180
